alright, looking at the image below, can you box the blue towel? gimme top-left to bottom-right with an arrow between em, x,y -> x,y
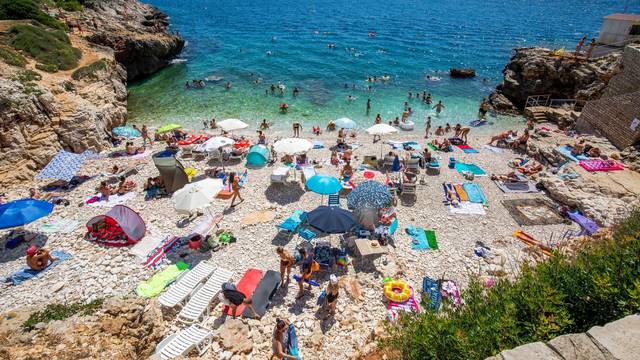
422,276 -> 442,311
462,148 -> 479,154
463,183 -> 487,204
278,210 -> 305,232
556,146 -> 587,162
406,225 -> 429,250
4,250 -> 72,285
455,163 -> 486,176
287,324 -> 302,360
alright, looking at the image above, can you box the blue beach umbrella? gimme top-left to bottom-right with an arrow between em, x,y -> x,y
306,175 -> 342,195
112,125 -> 141,138
0,199 -> 54,229
306,206 -> 356,234
334,117 -> 357,129
347,180 -> 392,210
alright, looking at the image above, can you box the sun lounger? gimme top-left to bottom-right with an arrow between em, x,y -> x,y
402,182 -> 417,197
271,166 -> 290,184
177,267 -> 233,324
158,261 -> 216,308
155,324 -> 214,360
405,157 -> 421,172
276,210 -> 306,233
245,270 -> 280,318
224,268 -> 263,316
382,156 -> 395,171
301,166 -> 317,185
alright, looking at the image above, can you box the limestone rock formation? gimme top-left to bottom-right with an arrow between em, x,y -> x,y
490,47 -> 622,111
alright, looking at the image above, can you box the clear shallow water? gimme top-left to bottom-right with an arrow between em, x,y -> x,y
128,0 -> 636,130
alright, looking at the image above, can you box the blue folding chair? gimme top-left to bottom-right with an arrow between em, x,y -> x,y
276,210 -> 306,241
327,194 -> 340,207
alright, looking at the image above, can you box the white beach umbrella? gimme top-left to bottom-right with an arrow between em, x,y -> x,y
218,119 -> 249,132
365,123 -> 398,135
194,136 -> 234,152
273,138 -> 313,155
172,178 -> 224,214
334,117 -> 357,129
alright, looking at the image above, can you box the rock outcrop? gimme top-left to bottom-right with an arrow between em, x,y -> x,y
490,47 -> 622,111
77,0 -> 184,81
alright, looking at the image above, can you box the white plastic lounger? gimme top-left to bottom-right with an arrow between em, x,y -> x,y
177,267 -> 233,324
155,323 -> 213,360
300,166 -> 316,185
271,166 -> 290,184
158,261 -> 216,308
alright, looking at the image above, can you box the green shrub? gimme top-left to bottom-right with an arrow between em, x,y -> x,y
0,47 -> 27,67
13,69 -> 41,83
71,58 -> 109,80
23,299 -> 103,331
35,62 -> 59,72
0,0 -> 64,29
62,80 -> 75,91
7,24 -> 81,70
54,0 -> 82,11
385,210 -> 640,360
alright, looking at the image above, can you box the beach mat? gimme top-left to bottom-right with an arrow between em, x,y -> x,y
463,183 -> 487,204
425,230 -> 438,250
38,217 -> 80,234
422,277 -> 442,311
556,146 -> 587,162
495,180 -> 539,193
454,184 -> 469,201
406,225 -> 428,250
579,159 -> 624,172
225,268 -> 263,316
241,211 -> 276,225
427,143 -> 438,151
129,228 -> 166,262
4,250 -> 72,285
243,270 -> 280,317
454,163 -> 486,176
86,192 -> 136,207
456,144 -> 479,153
135,261 -> 189,298
449,202 -> 486,215
483,144 -> 504,153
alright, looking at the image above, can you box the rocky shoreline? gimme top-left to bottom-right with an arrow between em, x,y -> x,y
0,0 -> 183,186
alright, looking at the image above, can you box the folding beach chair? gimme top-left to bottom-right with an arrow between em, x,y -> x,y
328,194 -> 340,207
155,324 -> 214,359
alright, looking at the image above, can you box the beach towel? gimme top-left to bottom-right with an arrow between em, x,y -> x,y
143,235 -> 186,269
425,230 -> 438,250
463,183 -> 487,204
38,217 -> 80,234
456,144 -> 479,154
406,225 -> 428,250
568,211 -> 599,235
449,202 -> 486,215
225,268 -> 264,316
556,146 -> 587,162
287,324 -> 302,360
86,192 -> 136,207
129,229 -> 166,262
427,143 -> 438,151
3,250 -> 72,285
483,144 -> 504,153
495,180 -> 539,193
454,184 -> 469,201
387,287 -> 420,322
191,213 -> 223,237
244,270 -> 280,317
454,163 -> 486,176
422,277 -> 442,311
443,183 -> 461,204
135,261 -> 189,298
579,159 -> 624,172
313,141 -> 324,149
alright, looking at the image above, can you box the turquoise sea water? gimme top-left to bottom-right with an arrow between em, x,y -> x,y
128,0 -> 637,130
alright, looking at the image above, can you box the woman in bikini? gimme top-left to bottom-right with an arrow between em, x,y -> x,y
322,274 -> 340,319
271,319 -> 297,360
276,247 -> 295,285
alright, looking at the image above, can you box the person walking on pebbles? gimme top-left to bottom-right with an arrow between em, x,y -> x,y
229,172 -> 244,207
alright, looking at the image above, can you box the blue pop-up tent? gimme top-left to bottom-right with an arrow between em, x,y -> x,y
246,145 -> 270,168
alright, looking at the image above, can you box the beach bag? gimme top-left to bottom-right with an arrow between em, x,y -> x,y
311,260 -> 320,272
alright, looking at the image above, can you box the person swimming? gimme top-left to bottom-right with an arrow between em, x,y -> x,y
433,100 -> 445,114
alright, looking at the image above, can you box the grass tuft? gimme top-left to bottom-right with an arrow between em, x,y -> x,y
23,299 -> 103,331
71,58 -> 109,80
0,47 -> 27,67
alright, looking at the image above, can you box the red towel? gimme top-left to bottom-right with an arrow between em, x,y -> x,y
457,144 -> 472,150
224,268 -> 264,316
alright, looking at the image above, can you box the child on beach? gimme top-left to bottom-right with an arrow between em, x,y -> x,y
321,274 -> 340,319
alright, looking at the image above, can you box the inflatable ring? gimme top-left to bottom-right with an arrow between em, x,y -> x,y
384,280 -> 411,303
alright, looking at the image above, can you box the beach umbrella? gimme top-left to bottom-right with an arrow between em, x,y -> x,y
194,136 -> 234,152
172,178 -> 224,214
334,117 -> 357,129
0,199 -> 54,229
347,180 -> 392,210
35,150 -> 98,182
273,138 -> 313,155
157,123 -> 182,134
112,125 -> 140,138
306,175 -> 342,195
306,206 -> 357,234
218,119 -> 249,132
366,124 -> 398,135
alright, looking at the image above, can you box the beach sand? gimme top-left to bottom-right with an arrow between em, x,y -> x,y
0,124 -> 579,358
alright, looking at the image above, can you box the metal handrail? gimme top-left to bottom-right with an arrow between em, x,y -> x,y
525,94 -> 550,108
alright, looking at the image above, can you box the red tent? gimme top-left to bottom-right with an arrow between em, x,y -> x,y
86,205 -> 146,247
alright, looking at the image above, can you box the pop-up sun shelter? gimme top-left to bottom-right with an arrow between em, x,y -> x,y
245,145 -> 270,168
86,205 -> 146,247
152,150 -> 189,193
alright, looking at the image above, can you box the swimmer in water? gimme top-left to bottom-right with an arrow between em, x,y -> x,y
433,100 -> 445,115
425,93 -> 432,104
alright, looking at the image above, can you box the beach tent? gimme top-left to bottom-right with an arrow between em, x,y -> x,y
246,145 -> 270,168
152,150 -> 189,193
86,205 -> 146,247
35,150 -> 97,182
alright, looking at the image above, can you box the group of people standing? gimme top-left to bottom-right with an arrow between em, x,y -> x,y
575,36 -> 597,59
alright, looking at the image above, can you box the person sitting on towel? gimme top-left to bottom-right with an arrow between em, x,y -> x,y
219,282 -> 259,319
510,129 -> 529,149
26,245 -> 57,271
115,177 -> 135,195
570,139 -> 586,156
490,172 -> 519,181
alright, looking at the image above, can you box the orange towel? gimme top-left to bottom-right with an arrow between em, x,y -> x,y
454,184 -> 468,201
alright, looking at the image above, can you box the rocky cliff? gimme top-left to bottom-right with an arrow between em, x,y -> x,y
0,0 -> 182,186
489,47 -> 622,111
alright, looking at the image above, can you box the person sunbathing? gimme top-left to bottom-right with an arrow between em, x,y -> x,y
26,245 -> 57,271
125,142 -> 144,155
490,172 -> 519,181
446,186 -> 459,206
282,154 -> 294,164
330,150 -> 340,166
510,129 -> 529,148
487,130 -> 515,146
432,138 -> 451,152
518,160 -> 543,176
97,181 -> 111,201
115,177 -> 135,195
586,147 -> 601,158
570,139 -> 586,156
341,162 -> 354,180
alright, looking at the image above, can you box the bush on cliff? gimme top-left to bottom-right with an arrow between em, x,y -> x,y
385,209 -> 640,360
0,0 -> 63,29
71,58 -> 109,80
23,298 -> 103,331
7,24 -> 81,71
53,0 -> 83,12
0,47 -> 27,67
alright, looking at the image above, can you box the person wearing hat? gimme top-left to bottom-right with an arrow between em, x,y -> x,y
322,274 -> 340,318
219,282 -> 259,319
26,245 -> 57,271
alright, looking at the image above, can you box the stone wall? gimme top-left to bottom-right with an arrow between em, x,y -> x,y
486,314 -> 640,360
